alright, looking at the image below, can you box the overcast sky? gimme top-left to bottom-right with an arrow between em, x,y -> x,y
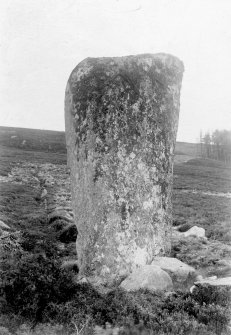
0,0 -> 231,143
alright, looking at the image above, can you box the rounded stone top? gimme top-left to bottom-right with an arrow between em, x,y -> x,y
67,53 -> 184,90
84,53 -> 184,68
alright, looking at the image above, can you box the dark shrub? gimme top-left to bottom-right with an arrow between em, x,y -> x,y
173,218 -> 185,226
58,224 -> 77,243
0,250 -> 76,323
50,219 -> 68,232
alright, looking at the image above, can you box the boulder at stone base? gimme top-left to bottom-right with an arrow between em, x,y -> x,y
120,265 -> 173,292
151,257 -> 196,284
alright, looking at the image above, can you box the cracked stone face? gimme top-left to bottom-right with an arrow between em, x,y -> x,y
65,53 -> 184,286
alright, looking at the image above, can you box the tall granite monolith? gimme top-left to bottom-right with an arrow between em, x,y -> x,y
65,53 -> 184,286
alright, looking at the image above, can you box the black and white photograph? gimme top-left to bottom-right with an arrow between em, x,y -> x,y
0,1 -> 231,334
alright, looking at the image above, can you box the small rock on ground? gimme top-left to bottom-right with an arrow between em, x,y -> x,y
0,220 -> 11,230
184,226 -> 205,238
195,276 -> 231,286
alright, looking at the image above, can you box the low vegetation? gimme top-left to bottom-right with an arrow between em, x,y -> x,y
0,127 -> 231,334
0,229 -> 230,334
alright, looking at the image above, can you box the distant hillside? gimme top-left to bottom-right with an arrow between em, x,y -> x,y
0,126 -> 66,153
175,141 -> 198,157
0,126 -> 197,157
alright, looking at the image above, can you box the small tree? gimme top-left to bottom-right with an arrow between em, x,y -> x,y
203,132 -> 212,158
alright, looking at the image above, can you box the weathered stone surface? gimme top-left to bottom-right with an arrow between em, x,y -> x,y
120,265 -> 173,292
65,53 -> 184,285
151,257 -> 196,283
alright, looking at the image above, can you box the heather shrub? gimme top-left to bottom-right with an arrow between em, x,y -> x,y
20,230 -> 59,257
1,231 -> 230,334
0,249 -> 76,323
192,284 -> 231,307
44,288 -> 230,334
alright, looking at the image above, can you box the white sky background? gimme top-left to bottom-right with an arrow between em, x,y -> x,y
0,0 -> 231,143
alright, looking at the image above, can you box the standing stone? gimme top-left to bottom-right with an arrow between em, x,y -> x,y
65,53 -> 184,286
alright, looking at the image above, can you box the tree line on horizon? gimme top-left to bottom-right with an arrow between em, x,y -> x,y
198,129 -> 231,163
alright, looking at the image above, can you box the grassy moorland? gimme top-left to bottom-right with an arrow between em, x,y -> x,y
0,126 -> 230,335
